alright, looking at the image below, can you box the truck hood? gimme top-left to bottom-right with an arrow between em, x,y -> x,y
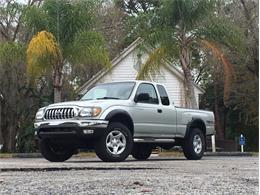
46,99 -> 129,108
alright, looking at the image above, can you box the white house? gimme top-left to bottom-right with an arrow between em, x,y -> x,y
77,38 -> 204,107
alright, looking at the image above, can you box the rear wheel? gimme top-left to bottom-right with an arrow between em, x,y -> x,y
95,122 -> 133,162
39,139 -> 74,162
182,128 -> 205,160
132,144 -> 152,160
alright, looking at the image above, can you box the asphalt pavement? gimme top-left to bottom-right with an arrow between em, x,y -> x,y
0,156 -> 258,195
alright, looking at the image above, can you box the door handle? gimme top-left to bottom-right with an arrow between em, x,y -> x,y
157,109 -> 162,113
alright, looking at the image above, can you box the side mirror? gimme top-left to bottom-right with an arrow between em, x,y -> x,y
134,93 -> 150,103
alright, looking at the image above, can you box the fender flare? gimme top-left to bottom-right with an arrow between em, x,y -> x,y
105,109 -> 134,133
105,109 -> 132,121
184,118 -> 207,148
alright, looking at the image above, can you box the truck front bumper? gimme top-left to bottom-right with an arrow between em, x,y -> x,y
34,119 -> 108,139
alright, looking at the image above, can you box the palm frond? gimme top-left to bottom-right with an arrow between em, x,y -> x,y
23,5 -> 48,35
201,39 -> 235,105
0,42 -> 25,66
162,0 -> 214,30
70,31 -> 111,70
200,16 -> 246,55
136,46 -> 167,80
31,0 -> 102,52
26,31 -> 62,80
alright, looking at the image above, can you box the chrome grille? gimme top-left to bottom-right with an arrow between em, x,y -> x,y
44,108 -> 75,120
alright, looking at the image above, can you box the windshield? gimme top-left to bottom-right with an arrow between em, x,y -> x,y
81,82 -> 136,100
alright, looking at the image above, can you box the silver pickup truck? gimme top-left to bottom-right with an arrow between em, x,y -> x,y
34,80 -> 214,162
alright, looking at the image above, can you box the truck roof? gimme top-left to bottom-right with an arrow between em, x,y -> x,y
97,80 -> 164,86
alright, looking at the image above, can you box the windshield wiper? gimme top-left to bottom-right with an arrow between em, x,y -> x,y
80,99 -> 92,101
97,97 -> 119,100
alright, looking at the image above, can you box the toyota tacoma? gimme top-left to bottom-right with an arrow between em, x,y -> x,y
34,80 -> 215,162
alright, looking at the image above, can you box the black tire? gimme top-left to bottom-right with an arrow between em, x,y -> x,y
39,139 -> 74,162
132,144 -> 152,160
95,122 -> 133,162
182,128 -> 205,160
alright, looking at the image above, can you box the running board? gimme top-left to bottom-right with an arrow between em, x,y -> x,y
134,138 -> 175,143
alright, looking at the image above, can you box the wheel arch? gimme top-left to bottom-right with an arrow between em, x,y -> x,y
105,109 -> 134,135
185,118 -> 206,138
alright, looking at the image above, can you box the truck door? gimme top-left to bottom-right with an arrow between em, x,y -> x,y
156,84 -> 177,136
130,83 -> 171,138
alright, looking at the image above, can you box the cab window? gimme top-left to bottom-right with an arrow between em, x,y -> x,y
157,85 -> 170,106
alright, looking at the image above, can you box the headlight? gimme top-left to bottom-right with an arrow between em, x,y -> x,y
79,107 -> 102,117
35,109 -> 45,120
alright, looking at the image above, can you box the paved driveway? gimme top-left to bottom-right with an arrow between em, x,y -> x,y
0,156 -> 258,194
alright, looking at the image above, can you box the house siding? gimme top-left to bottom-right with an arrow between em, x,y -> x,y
87,47 -> 202,107
151,67 -> 184,107
99,49 -> 139,83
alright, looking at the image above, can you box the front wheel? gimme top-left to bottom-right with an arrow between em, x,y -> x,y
95,122 -> 133,162
39,139 -> 74,162
182,128 -> 205,160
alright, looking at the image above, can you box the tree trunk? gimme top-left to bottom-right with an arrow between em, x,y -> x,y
179,39 -> 198,109
53,68 -> 63,103
213,63 -> 225,140
54,87 -> 62,103
6,123 -> 16,152
214,81 -> 225,140
1,104 -> 18,152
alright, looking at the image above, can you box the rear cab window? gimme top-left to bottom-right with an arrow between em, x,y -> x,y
157,85 -> 170,106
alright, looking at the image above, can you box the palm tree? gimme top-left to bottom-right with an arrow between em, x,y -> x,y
27,31 -> 63,103
25,0 -> 111,102
136,0 -> 245,108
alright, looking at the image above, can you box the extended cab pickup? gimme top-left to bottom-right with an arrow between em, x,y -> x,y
34,81 -> 215,162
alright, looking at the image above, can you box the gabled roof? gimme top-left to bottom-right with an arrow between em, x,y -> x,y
77,37 -> 204,95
